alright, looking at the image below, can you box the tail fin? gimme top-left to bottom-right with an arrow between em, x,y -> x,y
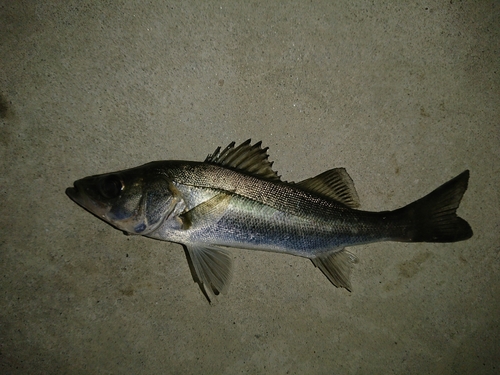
392,170 -> 473,243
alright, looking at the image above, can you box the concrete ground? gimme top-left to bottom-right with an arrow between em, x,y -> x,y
1,1 -> 499,374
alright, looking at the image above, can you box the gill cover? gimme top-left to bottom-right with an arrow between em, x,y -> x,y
66,163 -> 178,235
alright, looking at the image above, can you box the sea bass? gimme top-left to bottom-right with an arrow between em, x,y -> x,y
66,140 -> 472,300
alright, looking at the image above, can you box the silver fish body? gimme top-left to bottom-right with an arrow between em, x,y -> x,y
66,140 -> 472,300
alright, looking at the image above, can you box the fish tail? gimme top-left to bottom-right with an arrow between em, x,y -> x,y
392,170 -> 473,242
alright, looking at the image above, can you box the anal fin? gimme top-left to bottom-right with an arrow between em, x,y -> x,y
311,249 -> 358,292
185,244 -> 233,302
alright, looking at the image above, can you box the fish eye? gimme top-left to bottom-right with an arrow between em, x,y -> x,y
99,175 -> 123,199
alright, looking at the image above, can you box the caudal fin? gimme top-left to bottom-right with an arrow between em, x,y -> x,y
393,170 -> 473,243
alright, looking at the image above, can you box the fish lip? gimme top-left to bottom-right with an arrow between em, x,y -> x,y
65,183 -> 92,210
65,186 -> 79,201
66,182 -> 110,220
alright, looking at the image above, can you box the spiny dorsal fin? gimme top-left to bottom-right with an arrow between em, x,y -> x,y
296,168 -> 360,208
205,139 -> 281,181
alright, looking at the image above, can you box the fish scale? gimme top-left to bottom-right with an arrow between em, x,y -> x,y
163,161 -> 354,220
66,139 -> 472,301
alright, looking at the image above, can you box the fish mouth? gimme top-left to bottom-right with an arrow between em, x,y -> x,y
65,186 -> 79,202
65,183 -> 105,215
65,184 -> 89,208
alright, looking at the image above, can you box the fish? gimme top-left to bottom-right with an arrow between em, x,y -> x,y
66,140 -> 473,301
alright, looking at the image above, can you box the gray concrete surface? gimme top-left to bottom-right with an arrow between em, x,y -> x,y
1,1 -> 499,374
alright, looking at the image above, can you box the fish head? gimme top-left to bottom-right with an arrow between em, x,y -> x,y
66,162 -> 178,235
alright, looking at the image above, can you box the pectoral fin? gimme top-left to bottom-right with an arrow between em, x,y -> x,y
311,249 -> 358,291
185,244 -> 233,301
180,192 -> 232,230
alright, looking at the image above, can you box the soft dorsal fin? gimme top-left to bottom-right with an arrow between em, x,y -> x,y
205,139 -> 281,181
296,168 -> 360,208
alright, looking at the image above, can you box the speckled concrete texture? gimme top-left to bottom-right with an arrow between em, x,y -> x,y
1,1 -> 499,374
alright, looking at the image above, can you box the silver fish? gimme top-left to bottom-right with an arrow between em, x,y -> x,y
66,140 -> 472,300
